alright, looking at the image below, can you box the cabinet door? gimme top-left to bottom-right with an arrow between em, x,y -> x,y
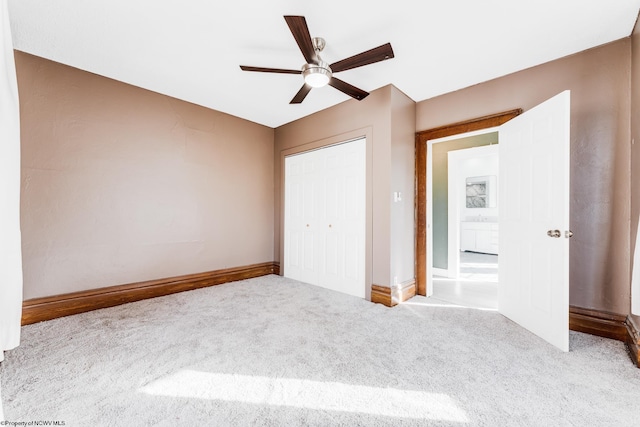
475,229 -> 492,253
490,225 -> 499,254
460,229 -> 475,252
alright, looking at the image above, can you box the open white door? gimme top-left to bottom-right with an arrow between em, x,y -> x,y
498,91 -> 570,352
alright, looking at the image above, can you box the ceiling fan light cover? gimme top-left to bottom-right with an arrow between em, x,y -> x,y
302,62 -> 332,88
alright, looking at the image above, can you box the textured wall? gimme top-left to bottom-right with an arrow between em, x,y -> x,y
16,52 -> 275,300
390,88 -> 417,285
630,19 -> 640,324
417,40 -> 631,314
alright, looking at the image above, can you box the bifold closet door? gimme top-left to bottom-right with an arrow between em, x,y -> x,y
284,146 -> 322,286
284,138 -> 365,298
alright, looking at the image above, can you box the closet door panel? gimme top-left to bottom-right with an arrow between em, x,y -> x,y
285,138 -> 365,298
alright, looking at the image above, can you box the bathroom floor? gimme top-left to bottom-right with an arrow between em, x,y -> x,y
432,251 -> 498,310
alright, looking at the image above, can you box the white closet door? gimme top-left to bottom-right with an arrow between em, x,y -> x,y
284,149 -> 322,285
284,138 -> 366,298
317,139 -> 366,297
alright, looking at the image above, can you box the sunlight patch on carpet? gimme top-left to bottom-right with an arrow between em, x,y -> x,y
139,370 -> 470,422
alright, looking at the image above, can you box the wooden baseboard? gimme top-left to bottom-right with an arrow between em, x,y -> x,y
371,280 -> 416,307
625,317 -> 640,368
569,305 -> 628,342
22,262 -> 280,325
570,309 -> 640,368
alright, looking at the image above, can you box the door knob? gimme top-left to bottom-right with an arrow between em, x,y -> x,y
547,229 -> 561,238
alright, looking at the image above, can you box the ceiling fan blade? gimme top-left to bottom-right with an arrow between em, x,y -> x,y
330,43 -> 394,73
329,77 -> 369,101
240,65 -> 301,74
290,84 -> 312,104
284,16 -> 317,65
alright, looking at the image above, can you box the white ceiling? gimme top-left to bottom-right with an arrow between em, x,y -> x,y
8,1 -> 640,128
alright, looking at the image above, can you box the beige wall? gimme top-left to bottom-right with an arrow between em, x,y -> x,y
390,88 -> 417,285
16,34 -> 635,315
417,40 -> 632,314
630,19 -> 640,326
274,85 -> 416,295
16,52 -> 275,300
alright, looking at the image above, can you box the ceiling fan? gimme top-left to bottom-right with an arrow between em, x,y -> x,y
239,16 -> 394,104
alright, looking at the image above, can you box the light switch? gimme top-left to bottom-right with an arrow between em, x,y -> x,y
393,191 -> 402,202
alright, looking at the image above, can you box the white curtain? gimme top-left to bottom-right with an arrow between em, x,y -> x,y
0,0 -> 23,363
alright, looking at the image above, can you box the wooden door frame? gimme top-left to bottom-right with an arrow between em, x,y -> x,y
415,109 -> 522,296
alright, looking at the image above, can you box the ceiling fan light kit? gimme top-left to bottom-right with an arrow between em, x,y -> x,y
240,16 -> 394,104
302,61 -> 331,88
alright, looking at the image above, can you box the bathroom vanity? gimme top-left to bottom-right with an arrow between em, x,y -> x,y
460,221 -> 499,255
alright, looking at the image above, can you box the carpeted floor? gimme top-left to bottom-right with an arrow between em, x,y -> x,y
2,275 -> 640,426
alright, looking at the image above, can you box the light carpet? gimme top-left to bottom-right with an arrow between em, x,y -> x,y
1,275 -> 640,426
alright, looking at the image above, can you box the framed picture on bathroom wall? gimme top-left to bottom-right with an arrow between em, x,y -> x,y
466,175 -> 497,208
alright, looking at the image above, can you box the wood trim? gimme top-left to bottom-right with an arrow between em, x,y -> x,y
22,262 -> 280,325
371,280 -> 417,307
568,306 -> 628,342
625,317 -> 640,368
415,109 -> 523,296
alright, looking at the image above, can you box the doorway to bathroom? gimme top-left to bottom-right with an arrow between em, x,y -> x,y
427,131 -> 499,310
